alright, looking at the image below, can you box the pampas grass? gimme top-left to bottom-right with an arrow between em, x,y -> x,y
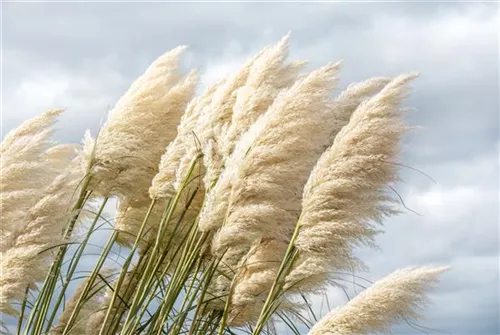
212,62 -> 340,256
88,47 -> 197,201
0,151 -> 85,315
224,75 -> 394,325
1,35 -> 448,335
286,74 -> 418,293
307,266 -> 449,335
1,109 -> 65,253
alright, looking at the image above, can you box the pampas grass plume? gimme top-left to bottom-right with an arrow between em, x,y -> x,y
308,266 -> 449,335
88,47 -> 197,200
286,73 -> 419,292
224,76 -> 394,325
213,62 -> 341,253
199,35 -> 303,234
1,110 -> 64,252
0,151 -> 86,315
150,81 -> 219,199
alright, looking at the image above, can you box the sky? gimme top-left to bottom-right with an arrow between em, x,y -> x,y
2,1 -> 499,334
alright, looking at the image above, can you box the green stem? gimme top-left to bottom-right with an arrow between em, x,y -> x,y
97,199 -> 157,335
121,155 -> 202,334
44,197 -> 109,333
252,215 -> 303,335
61,230 -> 118,334
16,286 -> 30,335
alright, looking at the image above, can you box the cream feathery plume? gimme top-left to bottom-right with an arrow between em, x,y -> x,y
46,144 -> 80,172
199,76 -> 387,237
225,76 -> 394,324
0,110 -> 67,253
206,63 -> 340,318
212,62 -> 341,253
0,110 -> 61,201
286,73 -> 419,293
88,47 -> 197,200
171,40 -> 288,238
194,37 -> 290,192
227,238 -> 288,324
149,81 -> 220,199
308,266 -> 449,335
0,109 -> 61,152
195,61 -> 253,190
51,273 -> 107,335
0,152 -> 86,315
326,76 -> 391,144
221,34 -> 303,159
124,77 -> 217,246
198,39 -> 303,234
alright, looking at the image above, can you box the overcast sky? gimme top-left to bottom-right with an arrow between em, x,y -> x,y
2,2 -> 499,334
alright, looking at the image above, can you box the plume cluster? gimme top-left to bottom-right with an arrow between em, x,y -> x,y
0,141 -> 86,315
226,76 -> 394,324
286,74 -> 418,293
2,34 -> 449,335
198,62 -> 341,319
308,266 -> 449,335
88,47 -> 197,201
1,109 -> 64,252
150,82 -> 219,200
89,47 -> 197,247
212,63 -> 340,253
199,35 -> 304,235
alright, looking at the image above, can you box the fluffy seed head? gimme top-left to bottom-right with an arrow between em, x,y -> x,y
194,36 -> 293,192
308,266 -> 449,335
88,47 -> 197,200
150,81 -> 220,199
221,75 -> 394,322
212,62 -> 341,254
0,152 -> 86,315
286,74 -> 419,292
0,110 -> 77,253
206,64 -> 340,321
199,39 -> 304,234
221,34 -> 304,159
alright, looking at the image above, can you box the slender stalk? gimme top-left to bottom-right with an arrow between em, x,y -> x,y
98,199 -> 157,335
32,264 -> 60,335
151,223 -> 200,334
106,250 -> 150,335
44,197 -> 109,333
61,230 -> 118,334
121,155 -> 202,334
252,215 -> 303,335
24,180 -> 93,335
16,287 -> 30,335
216,263 -> 237,335
22,272 -> 50,335
187,257 -> 221,335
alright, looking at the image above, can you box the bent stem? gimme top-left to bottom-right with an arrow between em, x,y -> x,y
44,197 -> 109,333
252,216 -> 303,335
61,229 -> 118,334
97,198 -> 157,335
